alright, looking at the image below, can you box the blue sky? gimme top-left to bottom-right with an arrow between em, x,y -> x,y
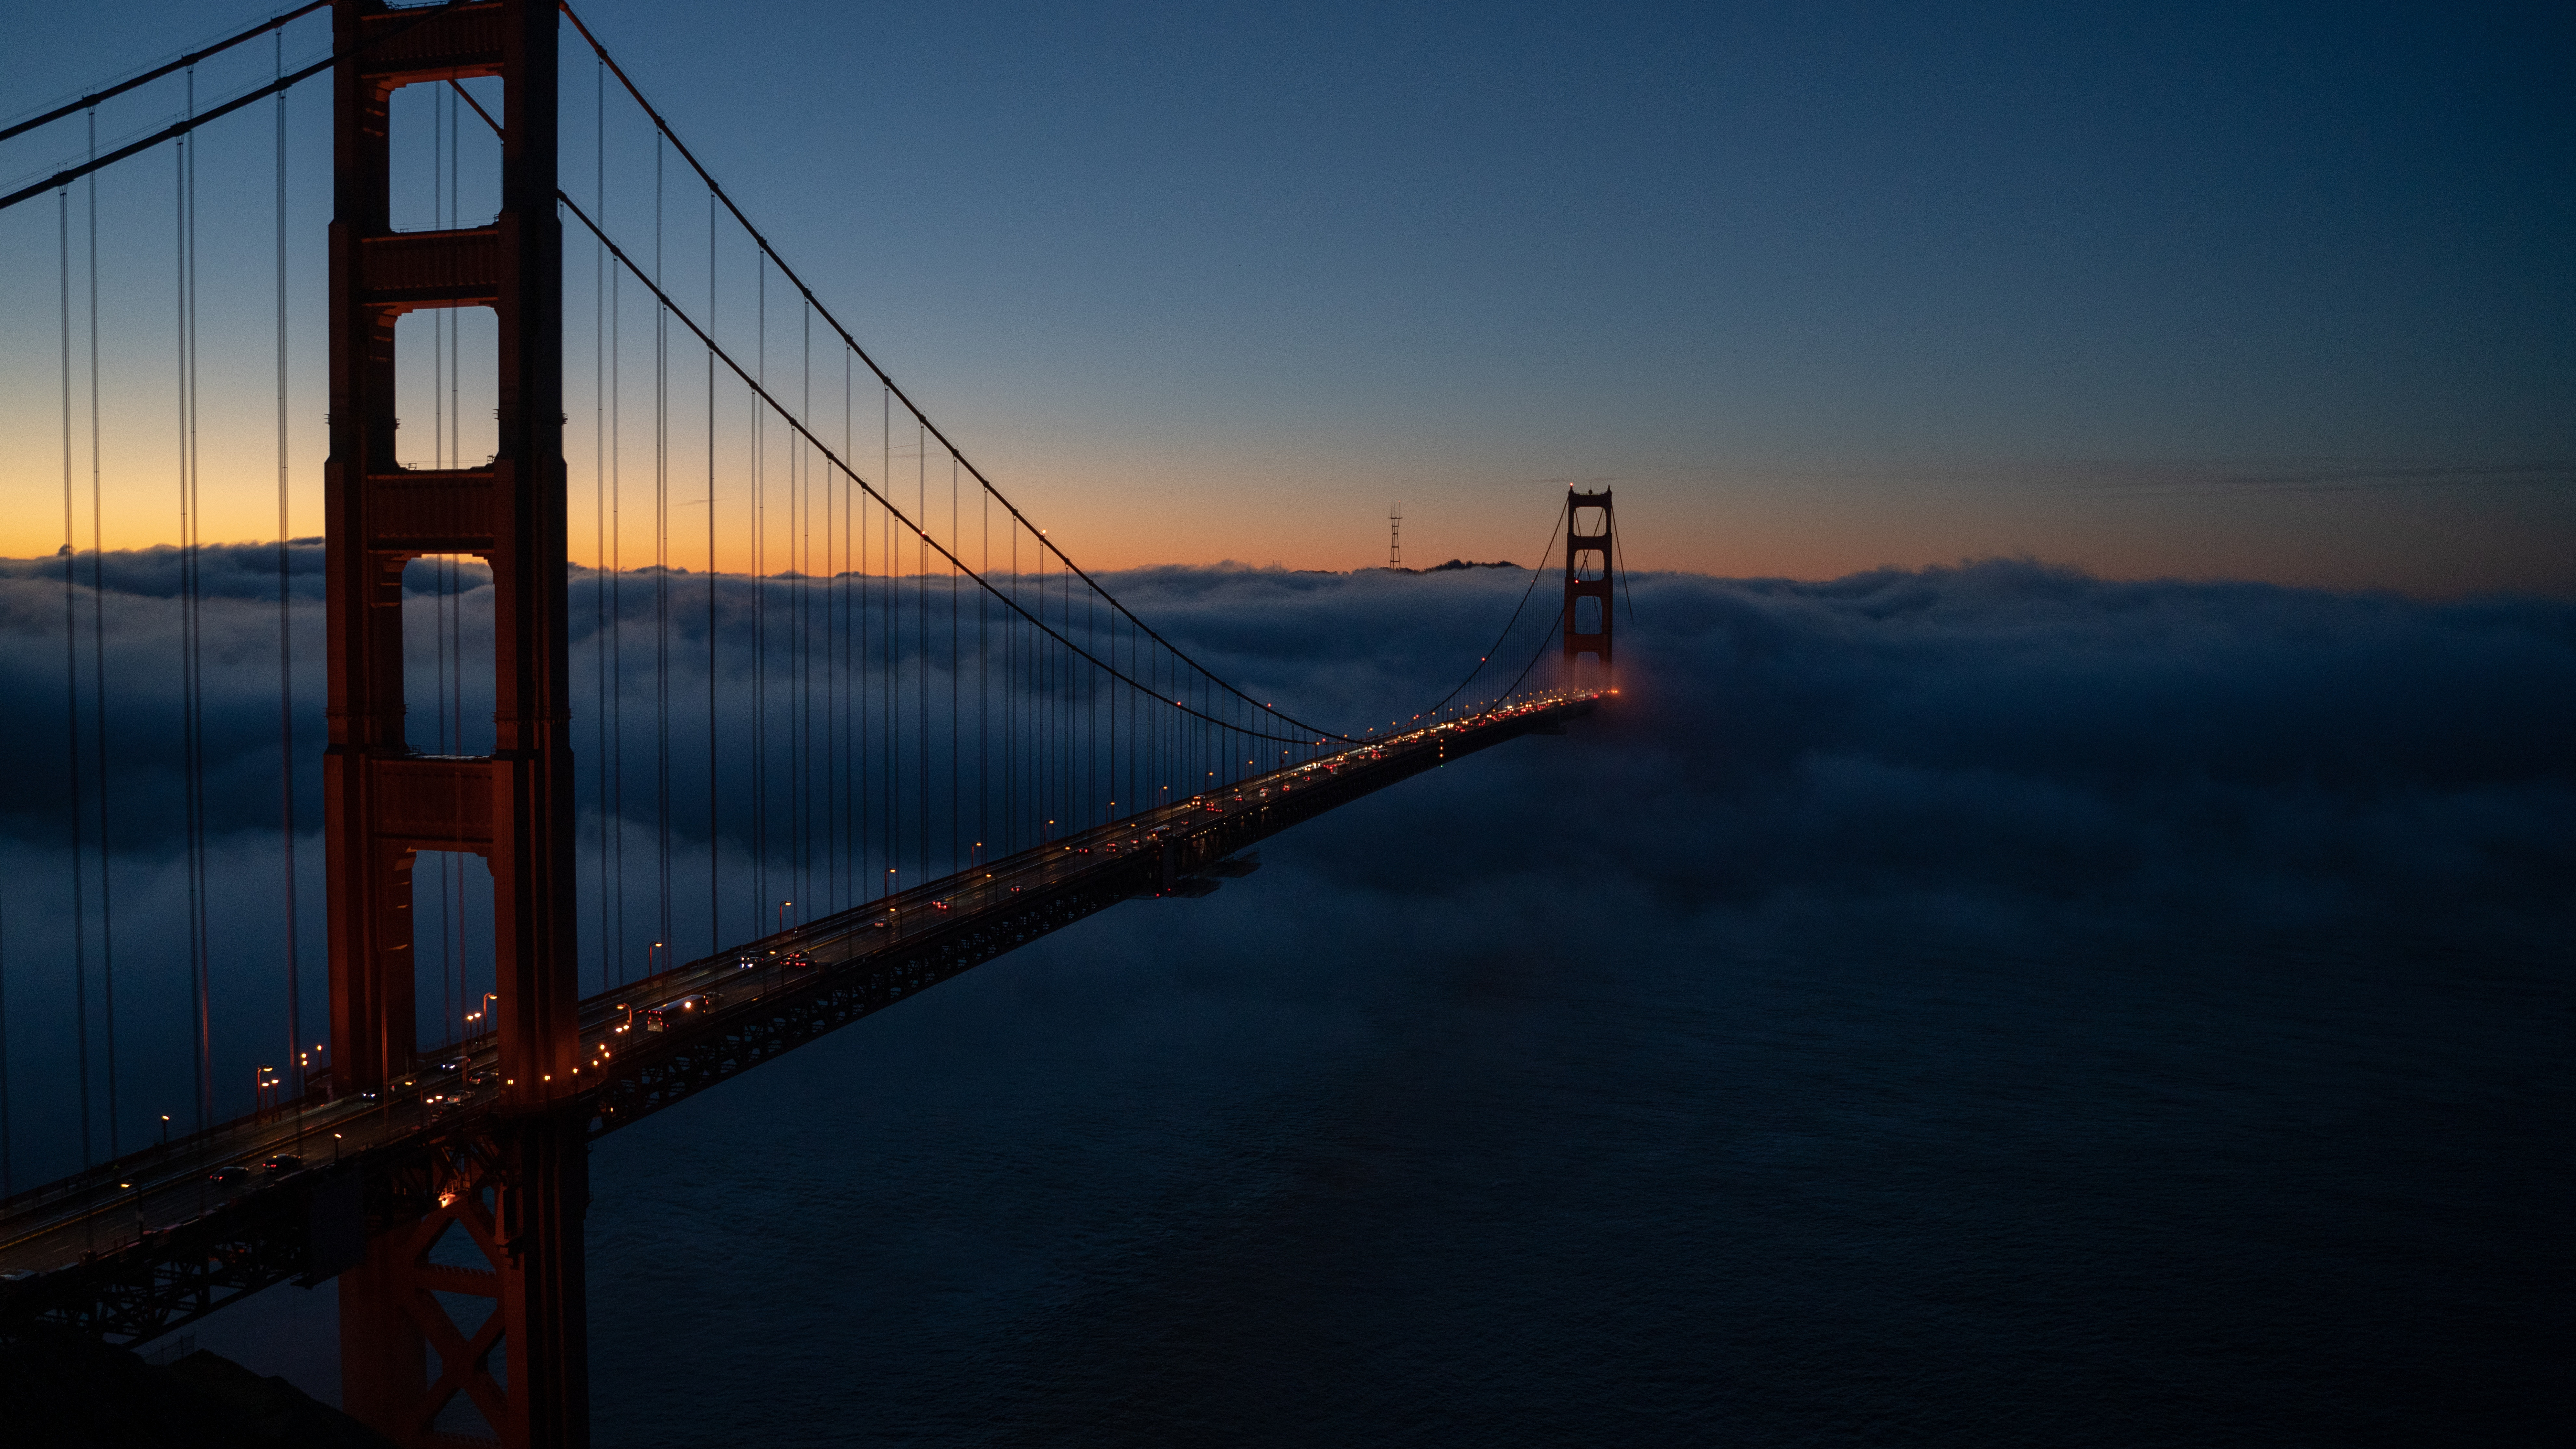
3,0 -> 2570,590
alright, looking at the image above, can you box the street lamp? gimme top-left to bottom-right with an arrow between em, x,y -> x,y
648,942 -> 665,974
465,992 -> 496,1028
158,1114 -> 171,1149
777,900 -> 792,934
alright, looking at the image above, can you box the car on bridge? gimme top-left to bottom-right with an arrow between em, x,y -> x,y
782,951 -> 813,969
642,993 -> 718,1032
207,1165 -> 250,1185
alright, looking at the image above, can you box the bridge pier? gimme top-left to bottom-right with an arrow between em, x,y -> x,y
340,1117 -> 588,1447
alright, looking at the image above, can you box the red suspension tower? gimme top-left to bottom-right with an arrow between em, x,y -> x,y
1563,488 -> 1615,683
323,2 -> 584,1443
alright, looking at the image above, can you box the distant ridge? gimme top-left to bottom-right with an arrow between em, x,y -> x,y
1374,559 -> 1519,576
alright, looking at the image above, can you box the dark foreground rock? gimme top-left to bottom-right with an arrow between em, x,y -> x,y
0,1326 -> 390,1448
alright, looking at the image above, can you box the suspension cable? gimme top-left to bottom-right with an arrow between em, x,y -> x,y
0,0 -> 475,213
555,0 -> 1347,742
559,189 -> 1334,747
1486,603 -> 1569,714
1419,496 -> 1567,720
0,1 -> 326,144
1615,518 -> 1639,631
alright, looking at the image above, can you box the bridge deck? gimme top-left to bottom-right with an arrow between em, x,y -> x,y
0,693 -> 1595,1343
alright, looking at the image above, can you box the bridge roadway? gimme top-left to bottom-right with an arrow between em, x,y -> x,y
0,691 -> 1595,1342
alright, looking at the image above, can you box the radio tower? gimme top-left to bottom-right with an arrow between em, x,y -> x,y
1389,502 -> 1402,569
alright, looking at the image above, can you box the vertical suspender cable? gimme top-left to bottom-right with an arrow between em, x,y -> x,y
752,258 -> 766,924
707,192 -> 719,954
842,352 -> 852,907
84,107 -> 125,1155
452,95 -> 471,1031
446,84 -> 468,1026
1000,519 -> 1010,853
979,479 -> 988,866
801,305 -> 812,915
918,425 -> 928,877
802,308 -> 813,915
454,566 -> 467,1029
953,451 -> 963,861
432,88 -> 443,460
276,39 -> 303,1092
866,395 -> 874,903
880,385 -> 890,897
806,327 -> 814,910
654,135 -> 672,956
1614,519 -> 1638,693
594,58 -> 609,992
438,564 -> 454,1041
609,171 -> 625,990
1080,576 -> 1089,823
0,885 -> 11,1196
182,82 -> 215,1130
60,176 -> 94,1170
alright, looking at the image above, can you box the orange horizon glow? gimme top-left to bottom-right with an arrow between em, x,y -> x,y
3,382 -> 2569,598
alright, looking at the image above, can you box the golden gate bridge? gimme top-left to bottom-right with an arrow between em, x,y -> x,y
0,4 -> 1618,1443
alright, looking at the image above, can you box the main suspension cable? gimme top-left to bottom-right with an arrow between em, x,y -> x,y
560,189 -> 1333,748
0,1 -> 326,145
555,0 -> 1347,742
0,1 -> 474,213
1419,496 -> 1567,721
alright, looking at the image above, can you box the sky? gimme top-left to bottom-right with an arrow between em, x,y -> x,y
1,0 -> 2571,594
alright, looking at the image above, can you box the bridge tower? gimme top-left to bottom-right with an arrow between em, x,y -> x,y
323,2 -> 585,1445
1563,489 -> 1615,682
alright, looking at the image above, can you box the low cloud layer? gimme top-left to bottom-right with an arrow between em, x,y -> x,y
0,550 -> 2568,1175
